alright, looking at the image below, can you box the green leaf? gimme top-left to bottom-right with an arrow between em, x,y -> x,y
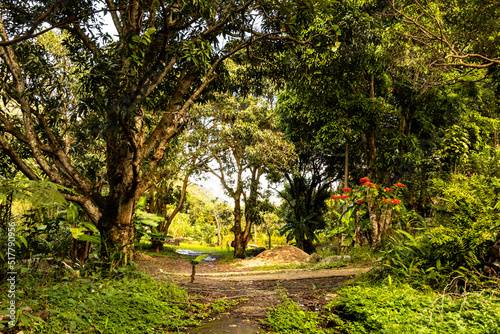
67,202 -> 79,223
191,254 -> 208,265
76,234 -> 101,244
81,221 -> 99,233
17,235 -> 28,248
25,313 -> 45,323
70,227 -> 86,239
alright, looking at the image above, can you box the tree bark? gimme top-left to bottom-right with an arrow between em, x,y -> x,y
232,199 -> 249,258
344,142 -> 349,188
98,192 -> 138,261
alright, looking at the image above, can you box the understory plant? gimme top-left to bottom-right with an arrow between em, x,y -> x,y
381,173 -> 500,290
0,274 -> 208,333
325,285 -> 500,334
262,289 -> 329,334
326,178 -> 418,249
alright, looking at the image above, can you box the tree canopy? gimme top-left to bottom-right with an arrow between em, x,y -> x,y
0,0 -> 328,260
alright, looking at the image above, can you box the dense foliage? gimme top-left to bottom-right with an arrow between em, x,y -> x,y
263,285 -> 500,334
327,285 -> 500,334
2,0 -> 500,331
0,274 -> 235,333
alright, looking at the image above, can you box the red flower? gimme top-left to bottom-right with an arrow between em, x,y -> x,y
382,199 -> 390,203
384,188 -> 394,192
360,177 -> 369,183
340,195 -> 350,199
390,199 -> 401,205
375,184 -> 379,188
356,199 -> 365,204
331,196 -> 341,199
395,183 -> 406,188
342,188 -> 352,192
362,181 -> 372,187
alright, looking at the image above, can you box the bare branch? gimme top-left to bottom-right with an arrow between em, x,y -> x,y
105,0 -> 124,37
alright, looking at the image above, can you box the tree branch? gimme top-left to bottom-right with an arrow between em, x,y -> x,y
105,0 -> 124,37
0,0 -> 68,46
0,133 -> 40,180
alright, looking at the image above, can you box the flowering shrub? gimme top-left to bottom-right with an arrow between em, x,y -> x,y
328,177 -> 409,247
330,177 -> 406,209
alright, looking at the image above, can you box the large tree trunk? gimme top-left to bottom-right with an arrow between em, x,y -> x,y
97,181 -> 139,262
232,199 -> 247,258
362,76 -> 382,247
231,196 -> 252,259
361,128 -> 382,246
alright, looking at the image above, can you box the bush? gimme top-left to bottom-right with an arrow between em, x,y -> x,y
325,285 -> 500,334
381,174 -> 500,290
1,275 -> 205,333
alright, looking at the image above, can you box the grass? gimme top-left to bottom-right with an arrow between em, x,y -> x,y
0,272 -> 238,333
261,287 -> 330,334
142,250 -> 179,258
250,262 -> 309,271
165,242 -> 234,256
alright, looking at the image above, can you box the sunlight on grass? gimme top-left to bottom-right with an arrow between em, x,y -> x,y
166,242 -> 234,255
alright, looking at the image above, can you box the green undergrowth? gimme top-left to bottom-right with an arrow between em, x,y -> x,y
262,285 -> 500,334
262,289 -> 329,334
0,274 -> 234,333
327,284 -> 500,333
311,261 -> 348,271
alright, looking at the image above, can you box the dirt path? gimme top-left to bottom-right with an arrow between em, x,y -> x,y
136,249 -> 373,333
186,267 -> 371,281
159,273 -> 362,333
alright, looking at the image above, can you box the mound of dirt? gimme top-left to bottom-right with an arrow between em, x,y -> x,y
240,245 -> 309,268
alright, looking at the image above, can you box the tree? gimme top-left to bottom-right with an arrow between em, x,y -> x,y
262,211 -> 280,249
391,0 -> 500,69
191,91 -> 295,258
273,0 -> 398,246
0,0 -> 319,261
274,144 -> 333,253
209,198 -> 233,248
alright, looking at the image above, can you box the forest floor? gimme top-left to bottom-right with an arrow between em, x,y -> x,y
135,247 -> 373,333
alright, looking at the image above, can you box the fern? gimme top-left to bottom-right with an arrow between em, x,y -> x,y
381,173 -> 500,290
